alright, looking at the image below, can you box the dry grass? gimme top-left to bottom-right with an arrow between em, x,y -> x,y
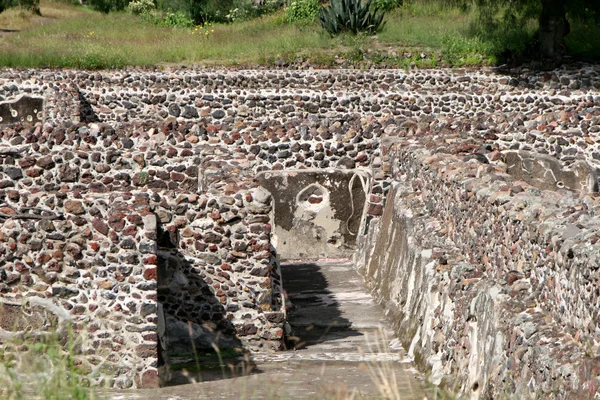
0,1 -> 87,31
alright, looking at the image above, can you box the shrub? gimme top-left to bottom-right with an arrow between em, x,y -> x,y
285,0 -> 320,24
371,0 -> 401,12
227,0 -> 282,22
188,0 -> 233,24
0,0 -> 16,14
161,10 -> 195,27
19,0 -> 40,15
319,0 -> 386,35
88,0 -> 131,13
127,0 -> 155,15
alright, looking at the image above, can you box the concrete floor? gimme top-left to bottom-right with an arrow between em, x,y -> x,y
109,260 -> 428,400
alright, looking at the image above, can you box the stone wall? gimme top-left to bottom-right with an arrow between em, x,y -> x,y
0,191 -> 160,389
356,140 -> 600,399
1,65 -> 599,396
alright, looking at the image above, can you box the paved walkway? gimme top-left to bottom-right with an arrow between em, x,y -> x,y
111,260 -> 428,399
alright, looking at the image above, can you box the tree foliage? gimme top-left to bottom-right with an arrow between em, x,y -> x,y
0,0 -> 40,15
473,0 -> 600,63
20,0 -> 40,15
0,0 -> 15,14
87,0 -> 130,13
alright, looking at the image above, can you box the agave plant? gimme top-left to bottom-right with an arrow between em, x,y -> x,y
319,0 -> 386,36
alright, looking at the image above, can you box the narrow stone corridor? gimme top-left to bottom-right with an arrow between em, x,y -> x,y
116,259 -> 427,399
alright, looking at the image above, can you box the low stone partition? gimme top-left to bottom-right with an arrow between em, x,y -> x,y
0,186 -> 285,387
356,142 -> 600,399
0,71 -> 80,124
0,192 -> 160,388
1,65 -> 600,396
153,188 -> 286,355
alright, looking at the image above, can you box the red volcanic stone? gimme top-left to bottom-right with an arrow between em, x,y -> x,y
37,253 -> 51,265
368,203 -> 383,216
51,249 -> 64,260
166,147 -> 178,158
143,267 -> 157,280
488,150 -> 502,161
25,168 -> 43,177
237,324 -> 258,337
143,255 -> 158,265
170,172 -> 185,182
46,261 -> 62,272
123,225 -> 137,236
89,242 -> 100,252
92,218 -> 109,236
136,344 -> 156,358
308,195 -> 323,204
142,333 -> 158,342
355,153 -> 368,162
127,214 -> 143,225
220,263 -> 231,271
36,156 -> 55,169
140,369 -> 159,389
206,125 -> 219,134
15,262 -> 28,272
18,156 -> 36,168
0,206 -> 16,215
65,243 -> 82,259
108,214 -> 125,231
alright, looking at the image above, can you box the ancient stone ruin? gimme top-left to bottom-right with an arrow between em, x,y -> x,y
0,66 -> 599,398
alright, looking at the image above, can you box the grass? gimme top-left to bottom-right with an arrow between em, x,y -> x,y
0,0 -> 598,69
0,2 -> 336,69
0,0 -> 490,69
0,327 -> 100,400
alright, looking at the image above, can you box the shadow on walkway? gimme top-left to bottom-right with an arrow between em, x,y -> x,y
281,262 -> 363,350
156,225 -> 262,386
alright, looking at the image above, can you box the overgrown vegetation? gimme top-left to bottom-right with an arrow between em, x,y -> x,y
319,0 -> 386,35
285,0 -> 320,24
0,0 -> 39,14
0,327 -> 99,400
0,0 -> 598,69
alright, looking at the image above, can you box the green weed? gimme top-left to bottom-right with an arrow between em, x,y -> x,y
0,327 -> 100,400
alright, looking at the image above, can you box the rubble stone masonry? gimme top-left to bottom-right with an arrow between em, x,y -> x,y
1,65 -> 599,397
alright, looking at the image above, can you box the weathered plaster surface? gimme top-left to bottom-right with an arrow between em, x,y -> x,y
258,169 -> 370,259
